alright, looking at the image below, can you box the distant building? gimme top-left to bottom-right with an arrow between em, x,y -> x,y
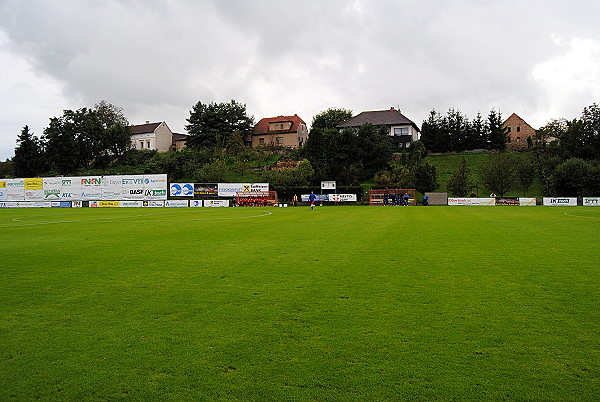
336,107 -> 420,148
251,115 -> 308,148
129,122 -> 188,152
502,113 -> 536,150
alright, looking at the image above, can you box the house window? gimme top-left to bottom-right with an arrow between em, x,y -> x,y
147,140 -> 151,148
140,141 -> 144,149
259,138 -> 265,145
507,127 -> 511,133
394,127 -> 409,136
517,126 -> 521,132
276,137 -> 283,145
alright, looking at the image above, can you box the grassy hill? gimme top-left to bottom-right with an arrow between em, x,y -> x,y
424,152 -> 544,198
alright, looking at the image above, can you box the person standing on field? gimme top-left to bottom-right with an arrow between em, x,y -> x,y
309,191 -> 316,210
292,194 -> 298,207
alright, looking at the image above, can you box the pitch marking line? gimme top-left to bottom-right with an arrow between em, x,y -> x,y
0,210 -> 273,228
563,208 -> 600,219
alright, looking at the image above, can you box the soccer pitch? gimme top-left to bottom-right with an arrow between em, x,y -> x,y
1,206 -> 599,400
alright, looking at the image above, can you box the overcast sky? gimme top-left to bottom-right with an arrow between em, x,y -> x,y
1,0 -> 599,160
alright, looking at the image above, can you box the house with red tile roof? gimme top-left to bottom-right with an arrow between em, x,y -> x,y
337,107 -> 420,149
251,115 -> 308,149
129,121 -> 188,152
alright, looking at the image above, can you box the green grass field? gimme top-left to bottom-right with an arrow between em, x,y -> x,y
1,206 -> 599,400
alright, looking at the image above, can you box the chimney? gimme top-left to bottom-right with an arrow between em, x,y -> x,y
146,120 -> 150,124
390,107 -> 395,110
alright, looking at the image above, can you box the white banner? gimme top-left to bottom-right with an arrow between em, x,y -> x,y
190,200 -> 203,207
61,177 -> 81,200
170,183 -> 194,197
204,199 -> 229,207
330,194 -> 357,202
120,201 -> 143,208
165,200 -> 189,207
144,174 -> 168,200
217,183 -> 269,197
71,201 -> 83,208
122,175 -> 145,200
448,198 -> 496,206
543,197 -> 577,206
582,197 -> 600,206
80,176 -> 103,200
43,177 -> 62,200
519,198 -> 537,206
143,200 -> 165,207
6,179 -> 25,201
102,176 -> 123,200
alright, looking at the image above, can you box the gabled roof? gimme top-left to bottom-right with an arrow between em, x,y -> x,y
253,115 -> 306,135
172,133 -> 188,142
502,113 -> 536,130
130,122 -> 162,135
337,108 -> 420,132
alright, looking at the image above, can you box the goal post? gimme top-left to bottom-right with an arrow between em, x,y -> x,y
369,189 -> 416,206
235,191 -> 278,207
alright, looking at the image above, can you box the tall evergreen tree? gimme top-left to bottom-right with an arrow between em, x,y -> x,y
447,156 -> 472,196
13,125 -> 46,177
487,109 -> 508,150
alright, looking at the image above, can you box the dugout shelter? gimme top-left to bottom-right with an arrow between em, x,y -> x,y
369,189 -> 416,206
235,191 -> 278,207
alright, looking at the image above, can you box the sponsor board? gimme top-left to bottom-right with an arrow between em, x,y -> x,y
51,201 -> 72,208
120,201 -> 143,208
2,201 -> 53,208
543,197 -> 577,206
495,197 -> 519,206
190,200 -> 204,207
143,200 -> 165,207
519,198 -> 537,206
301,194 -> 329,202
71,201 -> 83,208
6,179 -> 25,201
165,200 -> 189,207
448,198 -> 496,206
170,183 -> 194,197
218,183 -> 270,197
98,200 -> 121,207
583,197 -> 600,206
43,177 -> 62,200
80,176 -> 103,200
102,176 -> 123,200
321,181 -> 336,190
329,194 -> 357,202
204,200 -> 229,207
194,183 -> 218,198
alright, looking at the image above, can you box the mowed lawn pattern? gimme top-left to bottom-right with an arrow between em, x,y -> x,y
0,206 -> 599,400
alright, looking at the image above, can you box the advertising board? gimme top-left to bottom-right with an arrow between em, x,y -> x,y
143,200 -> 165,207
495,197 -> 519,206
165,200 -> 189,207
190,200 -> 204,207
519,198 -> 537,206
98,201 -> 121,207
120,201 -> 143,208
582,197 -> 600,206
543,197 -> 577,206
448,198 -> 496,206
301,194 -> 329,202
204,200 -> 229,207
170,183 -> 194,197
329,194 -> 357,202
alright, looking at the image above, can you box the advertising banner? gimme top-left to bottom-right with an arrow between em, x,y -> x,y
543,197 -> 577,206
250,183 -> 269,192
165,200 -> 189,207
218,183 -> 244,197
194,183 -> 218,198
448,198 -> 496,206
329,194 -> 357,202
80,176 -> 103,200
301,194 -> 329,202
71,201 -> 83,208
28,201 -> 52,208
204,199 -> 229,207
51,201 -> 72,208
102,176 -> 123,200
495,197 -> 519,206
143,200 -> 165,207
43,177 -> 62,200
6,179 -> 25,201
24,178 -> 44,201
120,201 -> 143,208
122,175 -> 145,200
143,174 -> 168,200
190,200 -> 203,207
61,177 -> 81,201
170,183 -> 194,197
519,198 -> 537,206
582,197 -> 600,206
0,180 -> 7,201
98,200 -> 121,207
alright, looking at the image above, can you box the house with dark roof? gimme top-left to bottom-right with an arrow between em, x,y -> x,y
129,121 -> 188,152
251,115 -> 308,149
337,107 -> 421,148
